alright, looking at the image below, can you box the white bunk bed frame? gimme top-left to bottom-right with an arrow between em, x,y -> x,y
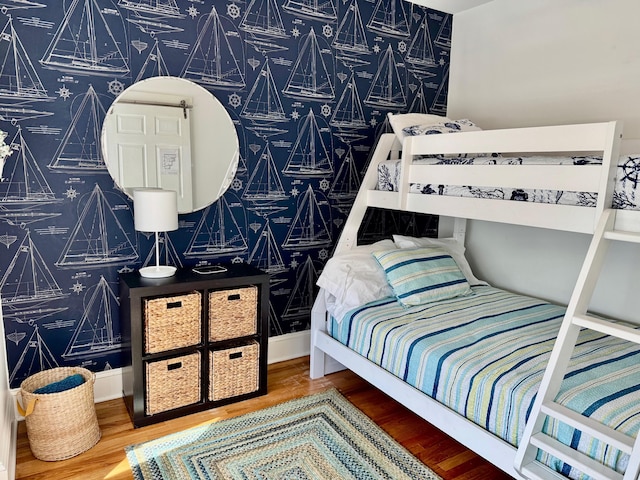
310,121 -> 640,479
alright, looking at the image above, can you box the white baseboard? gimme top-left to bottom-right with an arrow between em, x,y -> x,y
11,331 -> 312,408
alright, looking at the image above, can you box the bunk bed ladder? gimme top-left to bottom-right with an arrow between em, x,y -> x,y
515,208 -> 640,480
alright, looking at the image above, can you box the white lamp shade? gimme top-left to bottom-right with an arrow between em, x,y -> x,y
133,188 -> 179,232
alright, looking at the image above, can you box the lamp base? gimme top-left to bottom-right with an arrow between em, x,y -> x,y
139,265 -> 177,278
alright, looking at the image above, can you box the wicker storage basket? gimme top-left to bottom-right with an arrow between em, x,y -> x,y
209,286 -> 257,342
144,291 -> 201,354
18,367 -> 101,461
145,352 -> 201,415
209,341 -> 259,401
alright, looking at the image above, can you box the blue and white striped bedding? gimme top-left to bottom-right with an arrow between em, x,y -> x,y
330,285 -> 640,479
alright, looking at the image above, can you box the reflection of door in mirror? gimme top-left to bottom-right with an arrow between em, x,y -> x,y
102,76 -> 239,214
104,102 -> 193,212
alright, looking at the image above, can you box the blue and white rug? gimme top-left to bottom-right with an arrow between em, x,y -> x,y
126,388 -> 440,479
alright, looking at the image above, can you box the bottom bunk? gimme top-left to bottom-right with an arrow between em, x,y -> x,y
310,234 -> 640,480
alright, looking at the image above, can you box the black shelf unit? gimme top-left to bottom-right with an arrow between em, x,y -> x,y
119,263 -> 269,428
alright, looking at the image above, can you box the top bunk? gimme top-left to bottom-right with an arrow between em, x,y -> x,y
338,116 -> 631,252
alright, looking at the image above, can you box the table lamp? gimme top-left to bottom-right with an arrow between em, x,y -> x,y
134,188 -> 179,278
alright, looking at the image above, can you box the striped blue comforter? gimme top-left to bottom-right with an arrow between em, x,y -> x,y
330,286 -> 640,478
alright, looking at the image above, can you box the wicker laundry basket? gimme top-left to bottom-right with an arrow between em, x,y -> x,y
18,367 -> 101,461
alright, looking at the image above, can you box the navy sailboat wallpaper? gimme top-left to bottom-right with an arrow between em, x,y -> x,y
0,0 -> 451,387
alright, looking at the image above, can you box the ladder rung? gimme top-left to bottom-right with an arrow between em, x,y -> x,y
520,461 -> 575,480
572,314 -> 640,344
603,229 -> 640,243
530,432 -> 623,480
540,402 -> 634,454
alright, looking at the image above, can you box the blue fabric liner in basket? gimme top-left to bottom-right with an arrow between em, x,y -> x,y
33,374 -> 85,394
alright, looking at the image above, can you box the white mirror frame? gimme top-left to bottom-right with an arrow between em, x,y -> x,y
102,76 -> 239,214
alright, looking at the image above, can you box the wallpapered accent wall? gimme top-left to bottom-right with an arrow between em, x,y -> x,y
0,0 -> 451,388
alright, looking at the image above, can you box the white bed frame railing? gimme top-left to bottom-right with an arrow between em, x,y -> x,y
311,121 -> 630,480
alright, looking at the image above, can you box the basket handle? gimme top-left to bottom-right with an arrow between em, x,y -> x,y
16,397 -> 37,417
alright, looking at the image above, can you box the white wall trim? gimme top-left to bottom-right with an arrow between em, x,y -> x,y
10,331 -> 312,411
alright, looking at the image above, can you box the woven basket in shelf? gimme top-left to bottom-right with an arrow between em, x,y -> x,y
209,341 -> 259,401
145,351 -> 201,415
144,291 -> 201,353
18,367 -> 101,461
209,286 -> 257,341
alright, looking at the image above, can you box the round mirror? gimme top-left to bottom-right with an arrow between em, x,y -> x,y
102,76 -> 239,214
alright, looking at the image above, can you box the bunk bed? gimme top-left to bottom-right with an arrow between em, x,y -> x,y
310,118 -> 640,480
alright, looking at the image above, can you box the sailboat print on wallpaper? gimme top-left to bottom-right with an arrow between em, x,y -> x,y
142,232 -> 183,269
283,185 -> 331,249
63,276 -> 121,359
364,45 -> 406,109
431,66 -> 448,115
56,184 -> 138,268
282,0 -> 336,21
435,14 -> 452,48
328,145 -> 361,203
282,255 -> 316,319
118,0 -> 183,18
0,0 -> 45,11
333,0 -> 368,54
241,60 -> 287,123
284,109 -> 333,177
121,0 -> 184,37
0,127 -> 62,226
409,83 -> 430,114
242,142 -> 287,202
184,196 -> 248,257
367,0 -> 410,38
406,14 -> 436,69
135,40 -> 169,82
241,0 -> 288,54
0,16 -> 53,103
181,6 -> 245,89
0,16 -> 53,122
249,221 -> 287,275
240,0 -> 288,39
40,0 -> 129,77
283,28 -> 334,101
48,85 -> 107,173
0,230 -> 67,313
9,324 -> 58,385
330,75 -> 366,130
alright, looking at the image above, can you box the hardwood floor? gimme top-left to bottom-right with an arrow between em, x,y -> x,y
15,357 -> 513,480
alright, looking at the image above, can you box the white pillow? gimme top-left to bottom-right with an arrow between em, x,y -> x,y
392,235 -> 487,286
317,239 -> 396,320
387,112 -> 451,140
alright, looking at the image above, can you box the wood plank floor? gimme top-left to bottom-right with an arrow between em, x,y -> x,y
15,357 -> 514,480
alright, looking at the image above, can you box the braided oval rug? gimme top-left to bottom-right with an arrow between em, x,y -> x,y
126,388 -> 441,480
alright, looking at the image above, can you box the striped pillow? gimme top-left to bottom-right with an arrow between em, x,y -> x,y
372,247 -> 472,306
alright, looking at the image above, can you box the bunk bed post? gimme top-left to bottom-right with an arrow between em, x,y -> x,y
334,134 -> 401,253
593,121 -> 623,226
310,291 -> 327,379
